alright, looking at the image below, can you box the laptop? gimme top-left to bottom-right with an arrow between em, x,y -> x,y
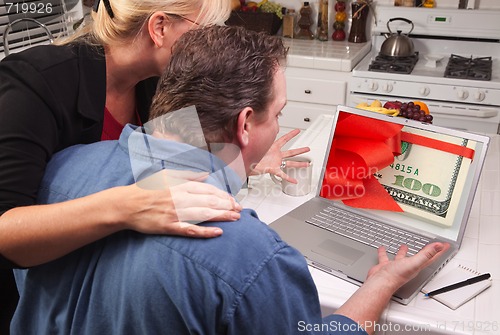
270,105 -> 490,304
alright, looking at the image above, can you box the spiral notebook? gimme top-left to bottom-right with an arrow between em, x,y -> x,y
421,265 -> 492,310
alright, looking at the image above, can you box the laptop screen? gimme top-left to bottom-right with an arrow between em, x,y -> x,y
318,107 -> 490,242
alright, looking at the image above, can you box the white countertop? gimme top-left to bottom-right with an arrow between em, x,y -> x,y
283,38 -> 371,72
238,115 -> 500,335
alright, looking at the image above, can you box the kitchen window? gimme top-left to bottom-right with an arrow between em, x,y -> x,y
1,0 -> 81,59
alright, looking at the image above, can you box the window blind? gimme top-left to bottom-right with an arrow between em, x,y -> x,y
0,0 -> 81,57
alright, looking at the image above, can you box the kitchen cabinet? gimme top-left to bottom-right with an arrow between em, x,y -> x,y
281,67 -> 351,132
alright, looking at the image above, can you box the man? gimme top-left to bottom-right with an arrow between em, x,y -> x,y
12,26 -> 448,335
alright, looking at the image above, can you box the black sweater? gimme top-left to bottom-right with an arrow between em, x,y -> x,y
0,42 -> 158,267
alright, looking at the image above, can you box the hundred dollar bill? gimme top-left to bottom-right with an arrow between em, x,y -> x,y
375,127 -> 477,228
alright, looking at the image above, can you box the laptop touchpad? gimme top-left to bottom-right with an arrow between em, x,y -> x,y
312,239 -> 364,265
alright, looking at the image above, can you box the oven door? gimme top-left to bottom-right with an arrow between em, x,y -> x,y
349,93 -> 500,134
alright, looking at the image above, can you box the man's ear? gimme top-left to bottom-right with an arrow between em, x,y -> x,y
147,12 -> 168,48
235,107 -> 254,148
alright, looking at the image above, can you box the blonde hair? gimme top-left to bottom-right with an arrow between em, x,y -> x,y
57,0 -> 231,46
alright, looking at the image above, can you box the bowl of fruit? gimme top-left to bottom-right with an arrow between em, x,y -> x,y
226,0 -> 283,35
356,100 -> 434,124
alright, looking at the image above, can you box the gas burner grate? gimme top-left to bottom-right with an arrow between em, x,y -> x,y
368,53 -> 419,74
444,54 -> 492,81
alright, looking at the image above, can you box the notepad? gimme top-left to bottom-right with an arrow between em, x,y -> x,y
422,265 -> 492,310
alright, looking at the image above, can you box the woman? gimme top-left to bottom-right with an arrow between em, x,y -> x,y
0,0 -> 308,331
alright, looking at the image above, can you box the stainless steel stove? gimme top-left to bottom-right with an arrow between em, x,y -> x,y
349,6 -> 500,134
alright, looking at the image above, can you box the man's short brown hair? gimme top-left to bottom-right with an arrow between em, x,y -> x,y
148,25 -> 287,146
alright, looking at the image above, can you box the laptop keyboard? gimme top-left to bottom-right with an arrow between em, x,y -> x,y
306,206 -> 430,256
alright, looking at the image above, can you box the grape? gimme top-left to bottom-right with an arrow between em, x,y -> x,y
395,100 -> 434,123
260,1 -> 283,19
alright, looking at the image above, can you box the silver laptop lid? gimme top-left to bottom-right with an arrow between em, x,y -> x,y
317,105 -> 490,245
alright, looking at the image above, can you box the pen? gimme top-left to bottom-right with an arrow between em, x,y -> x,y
424,273 -> 491,297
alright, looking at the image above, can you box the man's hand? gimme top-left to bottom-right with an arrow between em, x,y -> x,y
251,129 -> 310,183
366,243 -> 450,291
335,242 -> 450,335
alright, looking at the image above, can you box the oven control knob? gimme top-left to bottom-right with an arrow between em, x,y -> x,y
457,89 -> 469,100
368,81 -> 379,92
382,83 -> 393,93
474,91 -> 486,102
419,86 -> 430,96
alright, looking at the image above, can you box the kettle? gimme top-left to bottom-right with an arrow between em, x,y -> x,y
380,17 -> 415,58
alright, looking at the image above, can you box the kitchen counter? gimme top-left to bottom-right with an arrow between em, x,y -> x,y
283,38 -> 371,72
239,114 -> 500,335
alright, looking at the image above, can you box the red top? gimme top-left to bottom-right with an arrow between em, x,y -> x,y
101,107 -> 142,141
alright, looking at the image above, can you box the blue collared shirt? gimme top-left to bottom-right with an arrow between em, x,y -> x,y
12,125 -> 367,335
